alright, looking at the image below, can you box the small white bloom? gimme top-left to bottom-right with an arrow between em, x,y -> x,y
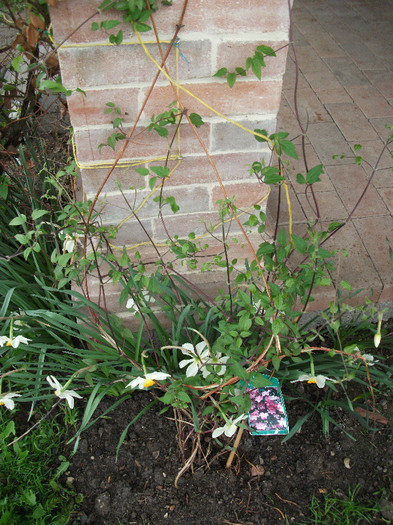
0,392 -> 21,410
201,353 -> 230,378
46,376 -> 82,409
361,354 -> 377,366
212,414 -> 246,439
0,335 -> 31,348
179,342 -> 210,377
64,238 -> 75,253
126,371 -> 170,390
291,373 -> 336,389
126,291 -> 155,311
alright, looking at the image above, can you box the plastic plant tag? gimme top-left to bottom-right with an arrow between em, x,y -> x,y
246,376 -> 289,435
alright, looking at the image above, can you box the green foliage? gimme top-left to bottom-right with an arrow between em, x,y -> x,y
0,408 -> 80,524
214,44 -> 276,87
305,485 -> 388,524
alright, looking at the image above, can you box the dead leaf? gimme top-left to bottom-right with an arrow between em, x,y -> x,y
24,24 -> 39,48
29,13 -> 45,30
11,34 -> 26,50
45,53 -> 59,70
250,465 -> 265,477
355,407 -> 388,424
319,488 -> 328,494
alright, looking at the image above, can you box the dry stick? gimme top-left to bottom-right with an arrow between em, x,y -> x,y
83,0 -> 189,305
226,426 -> 244,469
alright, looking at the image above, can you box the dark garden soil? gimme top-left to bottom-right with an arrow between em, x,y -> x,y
66,388 -> 393,525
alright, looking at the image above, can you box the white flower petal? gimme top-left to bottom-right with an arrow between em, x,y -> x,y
0,336 -> 9,347
212,426 -> 225,439
0,393 -> 21,410
181,343 -> 195,356
186,361 -> 199,377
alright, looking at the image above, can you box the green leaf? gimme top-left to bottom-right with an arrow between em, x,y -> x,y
263,166 -> 284,184
9,214 -> 27,226
306,164 -> 324,184
135,167 -> 149,176
109,30 -> 123,45
91,22 -> 99,31
296,173 -> 306,184
189,112 -> 204,127
214,67 -> 227,77
15,234 -> 29,244
277,228 -> 287,246
256,44 -> 276,57
151,165 -> 170,178
135,22 -> 152,32
153,125 -> 168,137
253,128 -> 268,142
235,67 -> 247,76
227,72 -> 236,88
340,280 -> 352,291
100,19 -> 121,30
291,234 -> 307,254
166,196 -> 179,213
251,56 -> 263,79
149,176 -> 157,190
271,354 -> 281,371
280,139 -> 298,160
32,209 -> 49,221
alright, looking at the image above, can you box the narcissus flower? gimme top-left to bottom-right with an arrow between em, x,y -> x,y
46,376 -> 82,409
179,342 -> 210,377
201,353 -> 230,378
212,414 -> 246,439
0,335 -> 31,348
0,392 -> 21,410
126,372 -> 170,390
126,291 -> 155,311
291,373 -> 335,389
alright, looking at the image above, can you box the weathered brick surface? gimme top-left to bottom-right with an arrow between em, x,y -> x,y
74,121 -> 211,163
141,79 -> 283,119
50,0 -> 290,313
50,0 -> 290,44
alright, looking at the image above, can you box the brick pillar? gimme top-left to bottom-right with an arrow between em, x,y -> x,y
49,0 -> 291,311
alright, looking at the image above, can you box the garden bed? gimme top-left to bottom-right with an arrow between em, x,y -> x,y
67,389 -> 393,524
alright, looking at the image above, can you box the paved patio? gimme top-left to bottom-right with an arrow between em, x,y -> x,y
272,0 -> 393,311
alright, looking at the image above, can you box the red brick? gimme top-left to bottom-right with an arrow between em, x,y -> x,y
141,79 -> 283,119
67,88 -> 140,128
50,0 -> 290,45
211,181 -> 270,210
74,121 -> 210,163
146,152 -> 271,189
59,40 -> 212,89
95,184 -> 210,223
80,165 -> 148,197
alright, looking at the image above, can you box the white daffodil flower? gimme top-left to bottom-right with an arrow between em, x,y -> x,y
126,290 -> 155,311
0,335 -> 31,348
212,414 -> 246,439
0,392 -> 21,410
201,353 -> 230,378
179,342 -> 210,377
126,371 -> 170,390
361,354 -> 377,366
46,376 -> 82,409
291,373 -> 336,389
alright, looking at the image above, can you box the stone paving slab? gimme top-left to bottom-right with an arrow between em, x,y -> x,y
275,0 -> 393,310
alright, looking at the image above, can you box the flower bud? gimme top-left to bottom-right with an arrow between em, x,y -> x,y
374,333 -> 381,348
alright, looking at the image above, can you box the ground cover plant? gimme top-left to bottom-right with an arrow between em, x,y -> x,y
0,0 -> 393,523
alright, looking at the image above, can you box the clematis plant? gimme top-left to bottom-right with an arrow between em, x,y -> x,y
179,341 -> 210,377
46,375 -> 83,409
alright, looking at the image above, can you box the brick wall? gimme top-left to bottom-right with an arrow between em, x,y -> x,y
49,0 -> 291,313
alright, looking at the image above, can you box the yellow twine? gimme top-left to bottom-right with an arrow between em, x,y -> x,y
55,25 -> 292,250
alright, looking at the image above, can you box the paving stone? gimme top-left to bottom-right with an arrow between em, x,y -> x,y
297,190 -> 348,222
324,57 -> 370,87
325,102 -> 379,142
340,42 -> 386,70
364,71 -> 393,100
303,70 -> 353,104
345,84 -> 393,119
307,122 -> 354,166
285,86 -> 333,125
353,215 -> 393,292
372,168 -> 393,189
348,140 -> 393,173
377,187 -> 393,214
326,164 -> 390,218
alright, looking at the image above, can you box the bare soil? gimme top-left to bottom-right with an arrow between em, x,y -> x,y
66,388 -> 393,525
